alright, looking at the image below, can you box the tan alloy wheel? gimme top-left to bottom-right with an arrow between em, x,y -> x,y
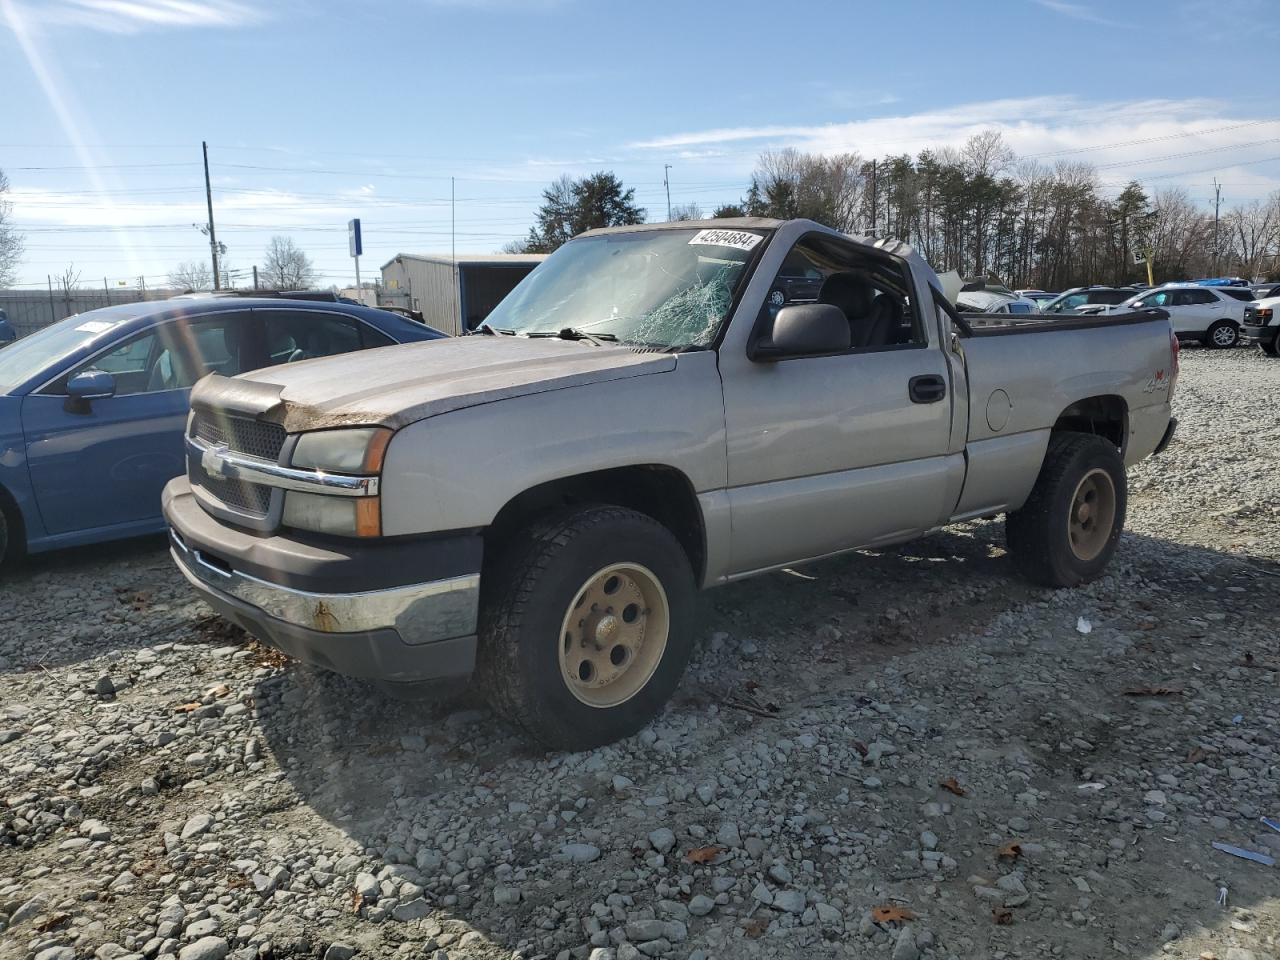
1068,467 -> 1116,562
558,562 -> 670,709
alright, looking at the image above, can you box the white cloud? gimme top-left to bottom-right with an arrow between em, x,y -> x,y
1033,0 -> 1121,26
627,96 -> 1280,196
3,0 -> 264,33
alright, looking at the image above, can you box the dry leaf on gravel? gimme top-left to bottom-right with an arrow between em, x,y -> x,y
997,842 -> 1022,860
872,905 -> 915,924
1123,686 -> 1182,697
685,846 -> 722,865
173,702 -> 202,713
992,907 -> 1014,925
743,918 -> 768,938
939,777 -> 966,797
1187,746 -> 1210,764
205,683 -> 229,698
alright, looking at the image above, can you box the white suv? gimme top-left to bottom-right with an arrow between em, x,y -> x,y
1117,284 -> 1250,348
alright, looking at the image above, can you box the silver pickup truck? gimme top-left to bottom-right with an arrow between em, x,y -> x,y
163,218 -> 1178,749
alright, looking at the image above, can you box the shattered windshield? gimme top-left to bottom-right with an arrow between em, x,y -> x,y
484,227 -> 766,349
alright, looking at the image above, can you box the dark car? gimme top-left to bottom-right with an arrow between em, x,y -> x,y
0,309 -> 15,346
767,264 -> 825,307
1041,286 -> 1137,315
0,297 -> 444,564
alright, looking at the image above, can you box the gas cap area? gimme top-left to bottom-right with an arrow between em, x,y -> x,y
986,389 -> 1012,431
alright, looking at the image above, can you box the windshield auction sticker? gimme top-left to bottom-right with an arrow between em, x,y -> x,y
688,229 -> 763,252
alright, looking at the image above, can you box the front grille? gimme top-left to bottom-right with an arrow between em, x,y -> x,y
190,409 -> 283,519
189,461 -> 273,517
193,410 -> 286,462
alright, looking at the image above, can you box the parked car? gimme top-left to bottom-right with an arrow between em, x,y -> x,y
165,217 -> 1177,749
1251,281 -> 1280,301
0,309 -> 15,346
767,263 -> 825,307
1110,283 -> 1247,347
0,297 -> 444,565
1041,286 -> 1137,315
1242,296 -> 1279,356
955,289 -> 1041,315
1016,289 -> 1057,304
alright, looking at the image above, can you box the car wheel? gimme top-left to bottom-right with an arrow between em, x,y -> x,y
1006,432 -> 1127,588
476,504 -> 696,750
768,289 -> 786,308
1205,320 -> 1240,348
1260,338 -> 1279,357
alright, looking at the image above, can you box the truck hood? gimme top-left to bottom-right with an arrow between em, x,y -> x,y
191,336 -> 677,432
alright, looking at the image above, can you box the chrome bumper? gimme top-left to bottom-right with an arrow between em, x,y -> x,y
170,530 -> 479,642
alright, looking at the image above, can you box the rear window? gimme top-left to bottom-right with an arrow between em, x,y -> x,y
1219,288 -> 1254,302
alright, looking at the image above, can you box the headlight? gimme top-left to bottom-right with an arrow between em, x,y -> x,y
284,427 -> 390,537
283,491 -> 381,538
291,427 -> 391,473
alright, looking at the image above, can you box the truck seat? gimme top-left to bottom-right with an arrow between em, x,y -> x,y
817,273 -> 874,344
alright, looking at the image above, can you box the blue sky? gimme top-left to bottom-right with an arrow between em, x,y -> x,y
2,0 -> 1278,288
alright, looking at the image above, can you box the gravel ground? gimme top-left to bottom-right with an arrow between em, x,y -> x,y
2,346 -> 1278,960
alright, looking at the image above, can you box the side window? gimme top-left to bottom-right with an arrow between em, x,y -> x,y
1061,293 -> 1087,309
260,311 -> 368,367
1191,289 -> 1217,305
160,314 -> 247,386
760,236 -> 924,352
73,330 -> 165,397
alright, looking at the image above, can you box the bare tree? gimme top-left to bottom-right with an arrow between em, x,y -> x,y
0,169 -> 24,287
260,236 -> 317,290
669,202 -> 704,222
169,260 -> 212,291
1225,196 -> 1280,279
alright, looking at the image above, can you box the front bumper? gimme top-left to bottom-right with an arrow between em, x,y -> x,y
163,477 -> 481,685
1241,324 -> 1277,346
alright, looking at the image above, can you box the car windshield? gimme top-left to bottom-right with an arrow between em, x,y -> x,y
0,306 -> 143,393
483,227 -> 765,349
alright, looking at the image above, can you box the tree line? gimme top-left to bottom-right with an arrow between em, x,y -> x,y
514,132 -> 1280,287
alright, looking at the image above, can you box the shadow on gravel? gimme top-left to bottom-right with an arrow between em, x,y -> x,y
248,521 -> 1280,958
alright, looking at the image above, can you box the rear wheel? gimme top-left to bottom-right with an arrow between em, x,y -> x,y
476,505 -> 695,750
1006,433 -> 1127,587
1205,320 -> 1239,348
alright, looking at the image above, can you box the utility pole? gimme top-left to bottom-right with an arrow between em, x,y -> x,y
451,176 -> 459,328
869,159 -> 878,237
202,141 -> 221,290
663,164 -> 672,221
1212,178 -> 1222,276
252,265 -> 259,290
47,275 -> 55,323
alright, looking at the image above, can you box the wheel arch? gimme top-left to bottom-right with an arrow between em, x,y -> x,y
1052,394 -> 1129,456
0,478 -> 27,562
485,464 -> 707,584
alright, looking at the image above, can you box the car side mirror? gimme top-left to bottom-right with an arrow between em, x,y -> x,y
751,304 -> 851,361
66,370 -> 115,405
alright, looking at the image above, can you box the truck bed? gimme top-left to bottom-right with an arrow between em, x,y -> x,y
959,307 -> 1168,335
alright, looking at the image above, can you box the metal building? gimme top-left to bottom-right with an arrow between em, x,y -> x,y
379,253 -> 545,336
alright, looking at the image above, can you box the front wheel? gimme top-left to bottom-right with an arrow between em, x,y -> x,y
768,289 -> 786,308
1006,433 -> 1127,588
1205,320 -> 1240,348
476,505 -> 695,750
1260,337 -> 1279,357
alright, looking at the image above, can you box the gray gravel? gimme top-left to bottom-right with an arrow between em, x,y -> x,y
1,346 -> 1278,960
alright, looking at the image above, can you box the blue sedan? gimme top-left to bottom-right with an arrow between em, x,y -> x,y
0,296 -> 444,564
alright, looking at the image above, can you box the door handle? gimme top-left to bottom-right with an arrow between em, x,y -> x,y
909,374 -> 947,403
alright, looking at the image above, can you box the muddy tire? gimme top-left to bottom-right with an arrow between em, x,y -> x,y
1260,338 -> 1279,357
1006,432 -> 1127,588
476,505 -> 696,750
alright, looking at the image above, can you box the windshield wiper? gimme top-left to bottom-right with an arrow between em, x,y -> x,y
525,327 -> 619,346
476,322 -> 516,335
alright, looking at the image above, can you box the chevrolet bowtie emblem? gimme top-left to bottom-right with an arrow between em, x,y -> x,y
201,443 -> 231,478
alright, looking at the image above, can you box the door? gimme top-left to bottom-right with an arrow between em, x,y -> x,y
719,233 -> 960,576
22,313 -> 245,536
1172,288 -> 1218,334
